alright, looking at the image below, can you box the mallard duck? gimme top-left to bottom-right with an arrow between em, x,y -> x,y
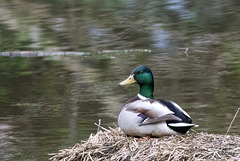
118,65 -> 198,137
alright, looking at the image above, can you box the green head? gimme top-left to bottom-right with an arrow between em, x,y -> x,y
119,65 -> 154,99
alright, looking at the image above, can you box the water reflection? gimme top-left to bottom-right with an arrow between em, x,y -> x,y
1,0 -> 239,52
1,50 -> 240,160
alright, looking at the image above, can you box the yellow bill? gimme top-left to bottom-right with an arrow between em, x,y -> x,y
119,74 -> 136,85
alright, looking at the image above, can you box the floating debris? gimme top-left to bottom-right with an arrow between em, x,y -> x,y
49,126 -> 240,161
0,51 -> 90,57
0,50 -> 151,57
97,49 -> 151,54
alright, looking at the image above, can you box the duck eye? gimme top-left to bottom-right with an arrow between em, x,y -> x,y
138,70 -> 144,74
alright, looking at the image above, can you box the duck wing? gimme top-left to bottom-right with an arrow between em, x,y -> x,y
158,100 -> 198,133
125,99 -> 175,118
140,114 -> 182,126
158,100 -> 192,123
124,98 -> 182,125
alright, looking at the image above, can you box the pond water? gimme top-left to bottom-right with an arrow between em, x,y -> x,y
1,0 -> 240,161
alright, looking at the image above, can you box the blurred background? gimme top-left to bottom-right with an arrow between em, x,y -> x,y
0,0 -> 240,160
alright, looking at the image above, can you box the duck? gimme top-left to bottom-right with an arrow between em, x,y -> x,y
118,65 -> 198,137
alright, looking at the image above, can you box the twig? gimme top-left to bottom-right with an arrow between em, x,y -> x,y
97,119 -> 101,133
185,48 -> 189,57
94,120 -> 110,132
167,147 -> 176,161
88,153 -> 94,161
226,107 -> 240,134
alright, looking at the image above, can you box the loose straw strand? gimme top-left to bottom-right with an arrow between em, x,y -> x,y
226,107 -> 240,135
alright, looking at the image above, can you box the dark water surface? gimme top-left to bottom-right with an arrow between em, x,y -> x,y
1,0 -> 240,161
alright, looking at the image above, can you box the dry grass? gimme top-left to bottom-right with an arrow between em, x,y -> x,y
49,125 -> 240,161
